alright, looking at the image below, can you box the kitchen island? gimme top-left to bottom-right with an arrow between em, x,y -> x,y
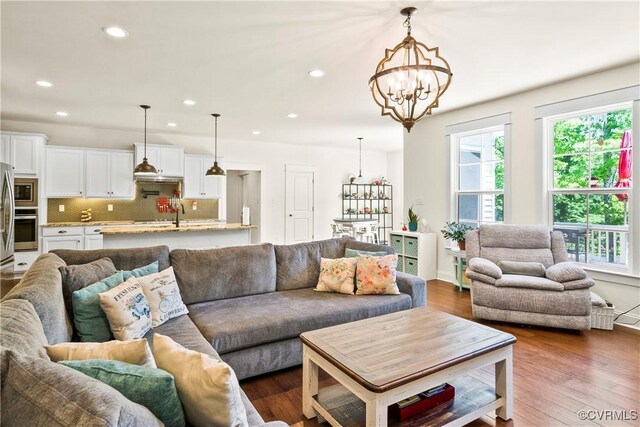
100,223 -> 256,250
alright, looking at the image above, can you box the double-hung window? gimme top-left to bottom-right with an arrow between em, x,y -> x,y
448,114 -> 510,229
537,85 -> 639,274
546,103 -> 633,270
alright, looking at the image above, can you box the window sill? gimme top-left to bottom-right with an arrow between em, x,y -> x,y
581,266 -> 640,287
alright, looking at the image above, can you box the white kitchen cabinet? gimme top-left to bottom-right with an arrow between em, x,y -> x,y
14,251 -> 40,272
43,236 -> 84,252
84,235 -> 104,250
0,132 -> 47,175
183,154 -> 223,199
134,143 -> 184,177
389,231 -> 437,281
85,150 -> 134,198
45,147 -> 84,197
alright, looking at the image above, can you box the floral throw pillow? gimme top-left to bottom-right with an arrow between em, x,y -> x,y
98,277 -> 152,340
316,258 -> 357,295
356,254 -> 400,295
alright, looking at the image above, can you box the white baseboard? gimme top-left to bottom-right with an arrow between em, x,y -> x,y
437,270 -> 456,284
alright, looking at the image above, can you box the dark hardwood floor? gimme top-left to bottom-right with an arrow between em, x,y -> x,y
241,280 -> 640,426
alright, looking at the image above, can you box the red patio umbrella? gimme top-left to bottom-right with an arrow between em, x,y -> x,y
614,131 -> 632,202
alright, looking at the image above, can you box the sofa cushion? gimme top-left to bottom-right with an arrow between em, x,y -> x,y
479,224 -> 551,249
171,244 -> 276,304
0,350 -> 163,427
480,247 -> 555,268
72,271 -> 125,342
188,288 -> 412,354
345,239 -> 395,255
59,257 -> 117,321
2,253 -> 72,344
317,237 -> 350,259
144,313 -> 220,358
153,334 -> 249,427
472,282 -> 591,316
98,277 -> 152,340
45,339 -> 156,368
497,260 -> 546,277
0,299 -> 50,360
59,359 -> 185,427
494,274 -> 564,292
122,261 -> 159,280
274,241 -> 321,291
137,267 -> 189,327
316,257 -> 357,295
52,245 -> 171,271
355,254 -> 400,295
468,258 -> 502,279
545,261 -> 588,282
562,277 -> 596,291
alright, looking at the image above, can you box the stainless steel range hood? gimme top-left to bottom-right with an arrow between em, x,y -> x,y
134,175 -> 183,184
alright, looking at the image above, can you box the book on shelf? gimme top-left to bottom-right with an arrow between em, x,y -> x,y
389,383 -> 455,421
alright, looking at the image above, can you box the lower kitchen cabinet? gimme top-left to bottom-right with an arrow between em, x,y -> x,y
13,251 -> 40,272
42,235 -> 84,252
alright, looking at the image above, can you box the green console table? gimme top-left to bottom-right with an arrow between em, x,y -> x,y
445,248 -> 470,292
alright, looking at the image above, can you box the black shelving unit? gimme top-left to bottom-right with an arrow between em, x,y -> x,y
341,183 -> 393,244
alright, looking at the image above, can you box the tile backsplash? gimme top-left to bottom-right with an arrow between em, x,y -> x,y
47,183 -> 219,223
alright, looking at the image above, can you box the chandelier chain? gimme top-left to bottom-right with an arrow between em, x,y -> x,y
403,15 -> 412,35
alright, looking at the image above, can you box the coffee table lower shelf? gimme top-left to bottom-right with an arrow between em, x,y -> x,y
311,376 -> 501,427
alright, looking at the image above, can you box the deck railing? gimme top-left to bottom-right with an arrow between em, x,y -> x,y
553,224 -> 628,266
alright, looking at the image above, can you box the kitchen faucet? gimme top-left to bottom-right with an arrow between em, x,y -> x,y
173,203 -> 185,228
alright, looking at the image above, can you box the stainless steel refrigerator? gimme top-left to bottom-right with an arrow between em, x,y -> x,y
1,162 -> 15,272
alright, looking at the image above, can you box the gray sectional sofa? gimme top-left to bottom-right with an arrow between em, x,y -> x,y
1,237 -> 426,426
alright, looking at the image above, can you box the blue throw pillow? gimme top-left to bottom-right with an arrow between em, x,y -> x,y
72,271 -> 125,342
345,248 -> 388,258
123,261 -> 159,280
59,359 -> 185,427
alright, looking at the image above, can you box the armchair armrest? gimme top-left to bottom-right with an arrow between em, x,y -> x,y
545,262 -> 587,283
396,272 -> 427,307
467,258 -> 502,279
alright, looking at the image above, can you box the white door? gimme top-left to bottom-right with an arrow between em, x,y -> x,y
110,152 -> 134,198
45,147 -> 84,197
85,151 -> 111,197
285,165 -> 315,244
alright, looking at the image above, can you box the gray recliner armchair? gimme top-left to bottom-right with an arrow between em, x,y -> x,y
464,224 -> 594,330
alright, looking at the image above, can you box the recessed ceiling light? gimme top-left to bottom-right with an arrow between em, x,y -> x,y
252,131 -> 261,135
183,99 -> 196,106
167,122 -> 177,127
35,80 -> 53,87
102,26 -> 128,38
56,111 -> 68,117
287,113 -> 299,119
308,69 -> 325,78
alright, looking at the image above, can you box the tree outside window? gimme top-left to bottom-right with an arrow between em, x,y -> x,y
550,106 -> 632,267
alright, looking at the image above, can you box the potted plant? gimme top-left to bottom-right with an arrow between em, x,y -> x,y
407,207 -> 419,231
441,222 -> 472,250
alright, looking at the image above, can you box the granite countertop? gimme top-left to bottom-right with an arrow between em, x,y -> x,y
101,223 -> 256,235
42,221 -> 135,227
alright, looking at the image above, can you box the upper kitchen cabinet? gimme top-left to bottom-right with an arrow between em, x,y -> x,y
183,154 -> 224,199
85,150 -> 134,199
45,147 -> 84,197
134,143 -> 184,177
0,132 -> 47,175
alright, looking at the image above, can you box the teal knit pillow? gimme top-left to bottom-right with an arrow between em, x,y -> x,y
345,248 -> 388,258
59,359 -> 185,427
123,261 -> 159,280
72,271 -> 125,342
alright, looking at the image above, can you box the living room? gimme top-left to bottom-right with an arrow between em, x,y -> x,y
1,1 -> 639,426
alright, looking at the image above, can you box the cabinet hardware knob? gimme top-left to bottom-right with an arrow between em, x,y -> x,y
17,262 -> 27,266
94,229 -> 100,232
58,230 -> 68,234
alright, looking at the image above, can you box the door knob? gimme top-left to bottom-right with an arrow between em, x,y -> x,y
289,214 -> 293,217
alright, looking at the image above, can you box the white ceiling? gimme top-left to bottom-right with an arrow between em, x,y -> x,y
1,1 -> 638,152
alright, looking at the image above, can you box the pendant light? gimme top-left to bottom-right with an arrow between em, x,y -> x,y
133,105 -> 158,175
206,113 -> 225,176
354,137 -> 366,184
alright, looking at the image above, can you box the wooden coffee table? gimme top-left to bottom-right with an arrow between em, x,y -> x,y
300,307 -> 516,426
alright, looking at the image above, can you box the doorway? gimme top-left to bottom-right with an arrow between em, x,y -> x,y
226,170 -> 261,244
285,165 -> 315,244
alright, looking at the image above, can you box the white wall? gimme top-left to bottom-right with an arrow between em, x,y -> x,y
1,118 -> 394,245
386,150 -> 404,231
404,62 -> 640,322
